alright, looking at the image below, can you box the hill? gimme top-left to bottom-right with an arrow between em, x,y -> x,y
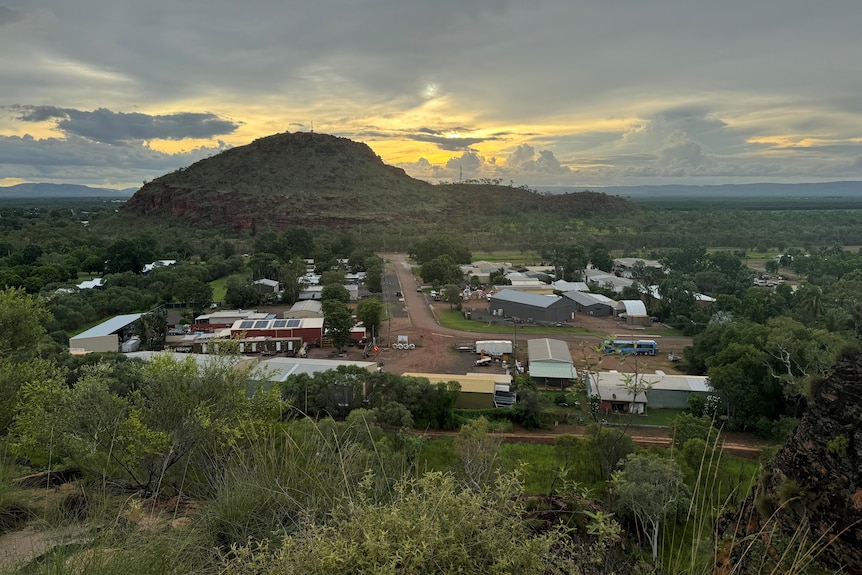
122,132 -> 629,233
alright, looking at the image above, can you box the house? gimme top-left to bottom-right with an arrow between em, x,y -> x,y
69,313 -> 142,354
402,372 -> 514,409
253,278 -> 280,295
488,290 -> 576,324
526,338 -> 578,387
586,371 -> 712,411
563,291 -> 616,316
298,284 -> 359,301
142,259 -> 177,274
76,278 -> 105,290
583,269 -> 635,293
613,258 -> 663,279
460,261 -> 508,283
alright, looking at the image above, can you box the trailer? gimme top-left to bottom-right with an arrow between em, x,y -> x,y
474,340 -> 513,357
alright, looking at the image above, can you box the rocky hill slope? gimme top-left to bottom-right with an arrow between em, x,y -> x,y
716,348 -> 862,574
122,132 -> 628,233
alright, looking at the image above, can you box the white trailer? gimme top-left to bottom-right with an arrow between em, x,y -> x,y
474,340 -> 513,357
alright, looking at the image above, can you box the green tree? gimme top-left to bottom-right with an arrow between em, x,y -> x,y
455,417 -> 503,491
420,255 -> 462,285
590,245 -> 614,273
324,300 -> 354,351
0,287 -> 50,356
410,234 -> 471,265
321,283 -> 350,303
221,472 -> 577,575
441,283 -> 463,310
173,276 -> 213,314
355,296 -> 383,339
613,452 -> 691,563
224,276 -> 261,308
105,238 -> 154,274
671,412 -> 716,449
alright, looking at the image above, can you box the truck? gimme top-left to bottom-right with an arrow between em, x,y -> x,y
474,340 -> 513,357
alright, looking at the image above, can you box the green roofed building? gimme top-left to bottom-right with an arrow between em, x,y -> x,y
526,338 -> 577,388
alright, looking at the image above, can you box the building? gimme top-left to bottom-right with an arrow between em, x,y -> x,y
142,259 -> 177,274
253,278 -> 280,295
460,261 -> 508,283
298,284 -> 359,301
285,300 -> 323,319
615,300 -> 651,326
526,338 -> 578,387
563,291 -> 616,316
229,317 -> 325,346
76,278 -> 105,290
583,269 -> 635,294
69,313 -> 142,354
586,371 -> 712,411
257,357 -> 379,383
613,258 -> 663,279
488,291 -> 576,324
402,372 -> 514,409
552,280 -> 589,293
194,309 -> 272,332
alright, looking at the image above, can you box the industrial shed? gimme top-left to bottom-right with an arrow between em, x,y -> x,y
285,300 -> 323,319
587,371 -> 712,411
69,313 -> 142,354
563,291 -> 616,316
229,317 -> 325,346
526,338 -> 578,387
257,357 -> 379,382
488,291 -> 576,324
616,299 -> 651,326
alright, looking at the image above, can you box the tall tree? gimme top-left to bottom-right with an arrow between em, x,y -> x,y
614,453 -> 691,563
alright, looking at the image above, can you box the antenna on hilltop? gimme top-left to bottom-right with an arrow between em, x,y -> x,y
310,121 -> 314,134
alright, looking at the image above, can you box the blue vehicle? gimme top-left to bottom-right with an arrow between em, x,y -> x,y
603,339 -> 657,356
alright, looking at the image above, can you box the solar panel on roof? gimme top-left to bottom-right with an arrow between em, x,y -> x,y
286,319 -> 301,328
272,320 -> 288,328
255,320 -> 270,329
239,321 -> 254,329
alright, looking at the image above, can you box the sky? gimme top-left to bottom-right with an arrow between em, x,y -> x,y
2,0 -> 862,190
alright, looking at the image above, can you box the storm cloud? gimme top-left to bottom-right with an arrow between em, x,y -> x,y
1,0 -> 862,187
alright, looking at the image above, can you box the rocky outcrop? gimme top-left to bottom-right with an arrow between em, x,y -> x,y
716,349 -> 862,574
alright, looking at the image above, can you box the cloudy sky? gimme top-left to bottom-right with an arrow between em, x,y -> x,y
2,0 -> 862,189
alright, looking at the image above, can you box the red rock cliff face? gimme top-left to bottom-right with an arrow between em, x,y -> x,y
716,350 -> 862,574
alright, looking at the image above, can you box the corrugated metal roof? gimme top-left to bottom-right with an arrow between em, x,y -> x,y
257,358 -> 378,382
591,372 -> 711,393
402,373 -> 497,394
563,291 -> 616,307
528,362 -> 577,380
72,313 -> 142,339
489,290 -> 563,308
527,338 -> 573,362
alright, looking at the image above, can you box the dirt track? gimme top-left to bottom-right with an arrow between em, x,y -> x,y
373,253 -> 693,376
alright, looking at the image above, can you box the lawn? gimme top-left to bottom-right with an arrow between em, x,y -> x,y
438,310 -> 597,336
209,276 -> 229,303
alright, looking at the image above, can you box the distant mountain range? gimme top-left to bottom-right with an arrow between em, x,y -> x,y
0,183 -> 137,199
539,181 -> 862,199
